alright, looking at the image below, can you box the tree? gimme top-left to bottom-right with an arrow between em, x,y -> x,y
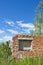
31,1 -> 43,36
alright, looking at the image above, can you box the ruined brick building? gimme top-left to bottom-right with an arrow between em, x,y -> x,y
9,34 -> 43,58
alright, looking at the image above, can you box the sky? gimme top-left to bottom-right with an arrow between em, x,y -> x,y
0,0 -> 41,42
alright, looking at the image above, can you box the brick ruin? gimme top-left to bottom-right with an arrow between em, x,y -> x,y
10,34 -> 43,58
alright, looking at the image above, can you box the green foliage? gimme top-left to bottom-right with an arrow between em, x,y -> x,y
31,1 -> 43,36
0,42 -> 43,65
0,41 -> 11,59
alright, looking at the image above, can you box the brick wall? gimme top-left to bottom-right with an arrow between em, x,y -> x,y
10,34 -> 43,58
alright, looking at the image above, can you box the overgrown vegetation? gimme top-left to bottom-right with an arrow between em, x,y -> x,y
0,41 -> 43,65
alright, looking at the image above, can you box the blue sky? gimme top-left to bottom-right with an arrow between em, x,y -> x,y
0,0 -> 40,42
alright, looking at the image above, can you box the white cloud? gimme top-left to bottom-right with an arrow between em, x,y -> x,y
16,21 -> 35,34
6,20 -> 15,26
16,21 -> 34,29
0,29 -> 4,34
0,38 -> 3,41
0,17 -> 14,26
22,28 -> 31,34
0,36 -> 12,42
7,29 -> 18,34
3,35 -> 12,41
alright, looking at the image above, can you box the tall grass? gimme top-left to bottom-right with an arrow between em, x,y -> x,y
0,56 -> 43,65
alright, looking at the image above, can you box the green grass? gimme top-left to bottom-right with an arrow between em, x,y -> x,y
0,56 -> 43,65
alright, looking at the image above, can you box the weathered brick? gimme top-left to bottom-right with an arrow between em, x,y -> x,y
10,34 -> 43,58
